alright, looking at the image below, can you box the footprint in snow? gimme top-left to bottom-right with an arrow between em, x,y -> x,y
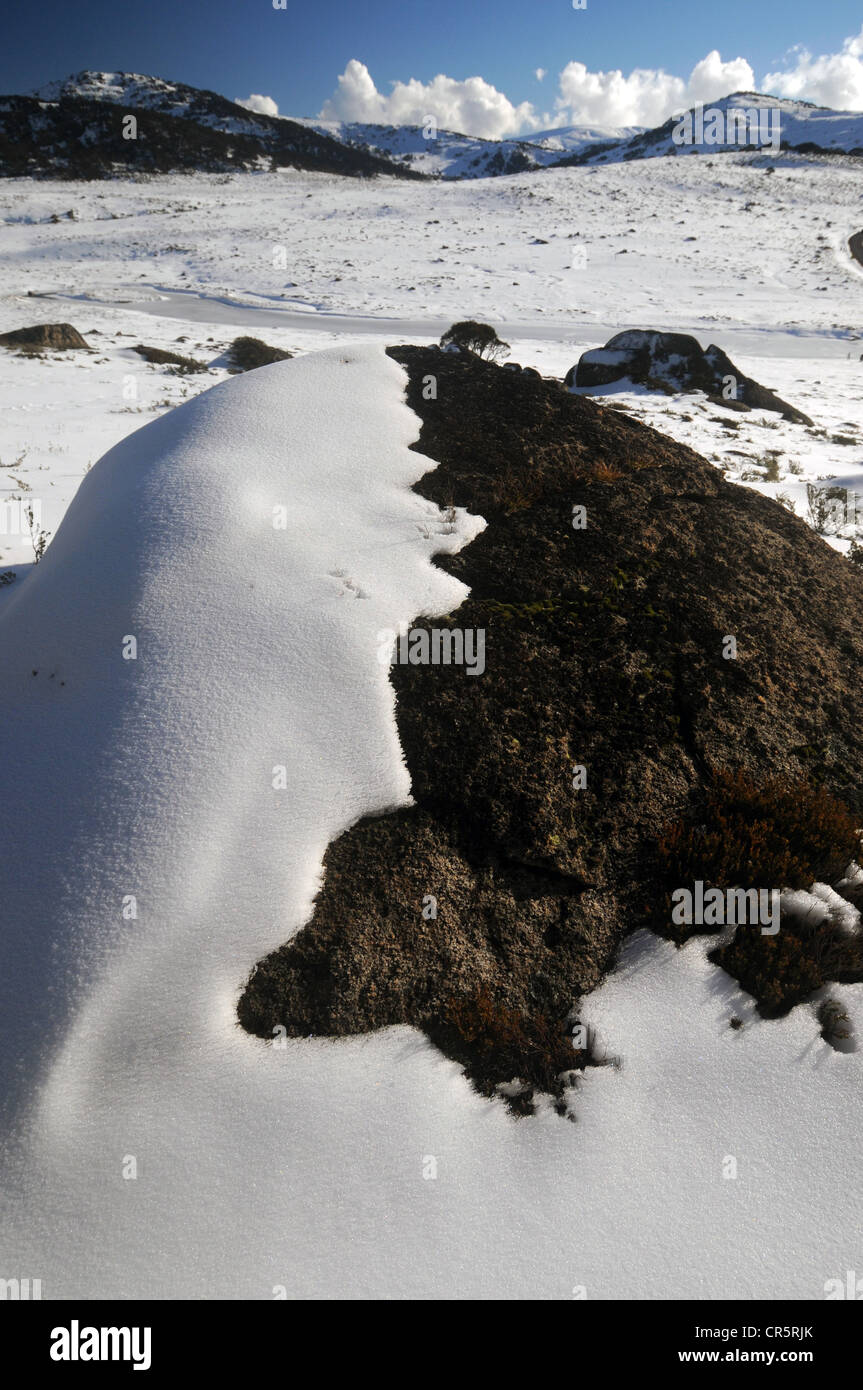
327,570 -> 368,599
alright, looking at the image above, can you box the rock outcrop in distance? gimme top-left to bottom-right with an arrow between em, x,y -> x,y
567,329 -> 813,425
239,347 -> 863,1114
0,322 -> 90,352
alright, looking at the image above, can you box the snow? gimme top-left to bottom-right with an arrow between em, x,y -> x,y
1,141 -> 863,1298
2,152 -> 861,570
781,883 -> 861,936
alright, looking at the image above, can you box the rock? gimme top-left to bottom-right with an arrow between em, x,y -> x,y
0,323 -> 90,353
239,347 -> 862,1113
567,329 -> 812,425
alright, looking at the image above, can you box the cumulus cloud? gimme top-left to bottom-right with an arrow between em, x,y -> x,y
763,26 -> 863,110
235,93 -> 279,117
554,50 -> 754,127
319,59 -> 543,138
318,34 -> 863,143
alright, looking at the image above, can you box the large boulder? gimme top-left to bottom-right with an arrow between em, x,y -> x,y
240,347 -> 862,1114
0,322 -> 90,352
567,329 -> 812,425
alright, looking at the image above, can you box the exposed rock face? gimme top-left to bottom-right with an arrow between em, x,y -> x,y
567,329 -> 813,424
0,322 -> 89,352
239,348 -> 863,1112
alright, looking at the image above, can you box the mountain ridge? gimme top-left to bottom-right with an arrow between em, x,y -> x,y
0,71 -> 421,179
2,71 -> 862,180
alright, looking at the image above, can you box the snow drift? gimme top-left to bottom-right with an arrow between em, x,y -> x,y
1,344 -> 862,1299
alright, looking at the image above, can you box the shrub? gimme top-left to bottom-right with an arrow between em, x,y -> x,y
228,337 -> 293,372
806,483 -> 847,535
436,985 -> 582,1112
710,930 -> 828,1016
658,767 -> 863,1014
657,768 -> 860,918
133,344 -> 208,373
439,320 -> 510,363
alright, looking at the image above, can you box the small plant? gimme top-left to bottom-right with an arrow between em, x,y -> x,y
593,461 -> 624,483
25,503 -> 50,563
818,997 -> 852,1049
440,320 -> 510,363
759,450 -> 783,482
806,483 -> 847,535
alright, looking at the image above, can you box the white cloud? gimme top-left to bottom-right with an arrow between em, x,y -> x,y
235,93 -> 279,117
554,50 -> 754,128
317,34 -> 863,143
319,59 -> 543,139
688,50 -> 756,103
763,26 -> 863,110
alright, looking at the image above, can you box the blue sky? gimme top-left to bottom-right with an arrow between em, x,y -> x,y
3,0 -> 863,132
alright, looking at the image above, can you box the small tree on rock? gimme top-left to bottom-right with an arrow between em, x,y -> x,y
440,320 -> 510,363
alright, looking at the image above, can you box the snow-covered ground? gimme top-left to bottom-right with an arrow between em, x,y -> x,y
2,151 -> 861,566
1,152 -> 862,1299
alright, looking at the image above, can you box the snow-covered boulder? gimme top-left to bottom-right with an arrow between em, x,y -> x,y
567,329 -> 812,423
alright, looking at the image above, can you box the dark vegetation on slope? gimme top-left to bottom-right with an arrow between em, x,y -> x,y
0,94 -> 420,179
133,344 -> 209,372
239,348 -> 863,1113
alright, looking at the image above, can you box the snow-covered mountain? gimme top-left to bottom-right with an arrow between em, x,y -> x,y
558,92 -> 863,165
35,74 -> 640,178
5,73 -> 862,182
0,71 -> 418,180
293,92 -> 863,175
292,117 -> 639,179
